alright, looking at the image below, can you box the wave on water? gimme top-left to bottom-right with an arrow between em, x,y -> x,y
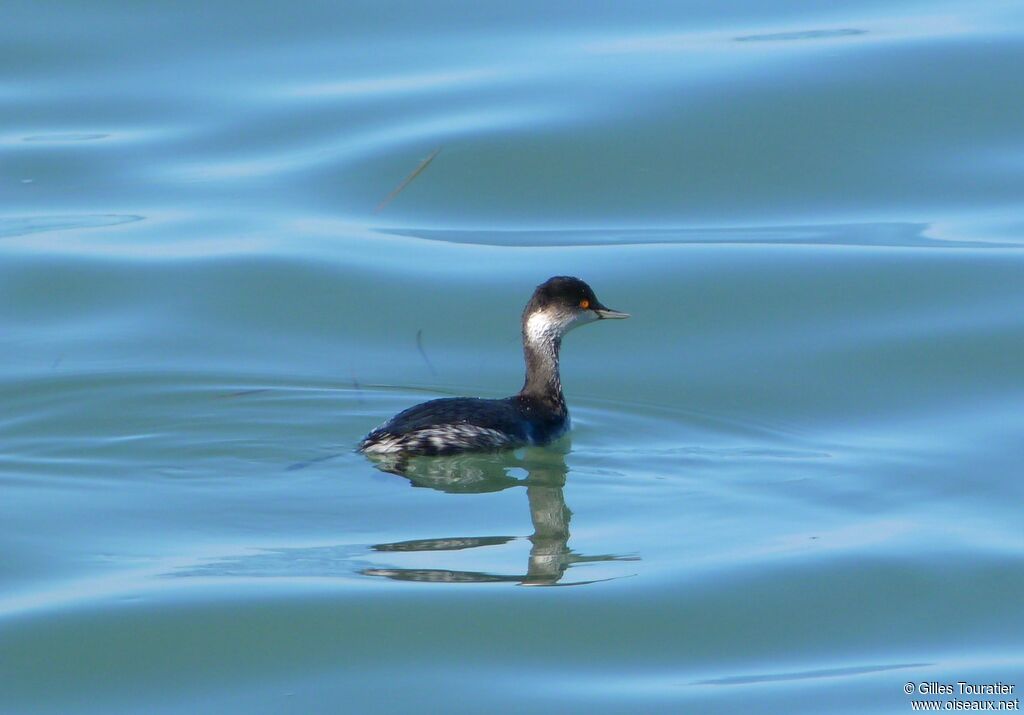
0,214 -> 143,240
377,221 -> 1023,248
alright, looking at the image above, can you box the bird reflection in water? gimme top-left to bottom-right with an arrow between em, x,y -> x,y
363,447 -> 633,586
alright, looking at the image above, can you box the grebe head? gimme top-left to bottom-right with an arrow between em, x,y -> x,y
522,276 -> 629,345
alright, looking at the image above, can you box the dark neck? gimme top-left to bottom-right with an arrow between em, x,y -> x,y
519,333 -> 565,409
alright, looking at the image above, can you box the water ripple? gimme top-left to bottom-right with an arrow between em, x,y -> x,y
735,28 -> 868,42
0,214 -> 143,240
21,131 -> 109,142
378,222 -> 1019,249
694,662 -> 929,685
281,67 -> 505,100
167,106 -> 561,182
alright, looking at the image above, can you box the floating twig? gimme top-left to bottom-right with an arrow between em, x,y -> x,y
217,388 -> 271,399
416,329 -> 437,376
351,375 -> 366,405
286,451 -> 344,472
374,147 -> 441,212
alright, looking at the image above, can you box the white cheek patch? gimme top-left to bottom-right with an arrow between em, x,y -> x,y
526,309 -> 577,344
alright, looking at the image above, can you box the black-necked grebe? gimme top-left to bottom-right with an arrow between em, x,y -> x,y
358,276 -> 629,456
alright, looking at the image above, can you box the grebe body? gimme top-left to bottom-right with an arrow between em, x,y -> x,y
359,276 -> 628,456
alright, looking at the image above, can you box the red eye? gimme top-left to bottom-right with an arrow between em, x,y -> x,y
579,300 -> 590,309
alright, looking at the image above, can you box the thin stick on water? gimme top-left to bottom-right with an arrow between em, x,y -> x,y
374,147 -> 442,213
416,329 -> 437,376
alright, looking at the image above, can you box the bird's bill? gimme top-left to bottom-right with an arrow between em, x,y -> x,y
593,306 -> 630,319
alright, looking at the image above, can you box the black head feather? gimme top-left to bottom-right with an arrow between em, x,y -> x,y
523,276 -> 601,316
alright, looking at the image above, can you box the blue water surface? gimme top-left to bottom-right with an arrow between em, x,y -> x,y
2,1 -> 1023,713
